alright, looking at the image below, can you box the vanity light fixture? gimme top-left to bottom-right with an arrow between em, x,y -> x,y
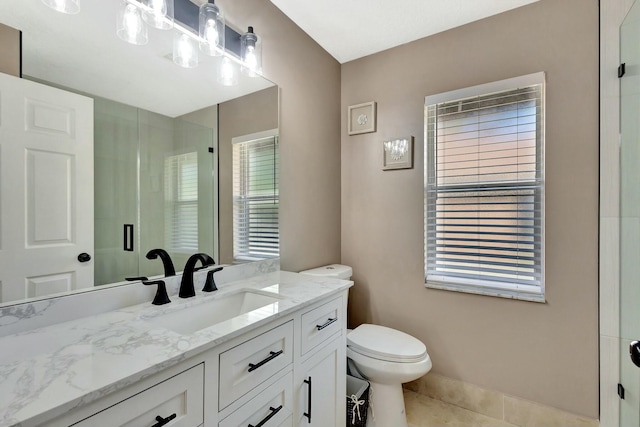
240,26 -> 262,77
199,0 -> 225,56
142,0 -> 174,30
42,0 -> 80,14
44,0 -> 263,78
117,0 -> 149,45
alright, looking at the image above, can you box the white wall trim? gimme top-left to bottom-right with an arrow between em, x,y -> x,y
600,1 -> 633,426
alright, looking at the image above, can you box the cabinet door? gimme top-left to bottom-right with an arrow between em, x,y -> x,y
295,341 -> 343,427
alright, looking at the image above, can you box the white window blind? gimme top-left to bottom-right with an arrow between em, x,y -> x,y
233,135 -> 279,262
164,151 -> 199,253
424,73 -> 545,300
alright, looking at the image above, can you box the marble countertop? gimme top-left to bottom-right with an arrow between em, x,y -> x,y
0,271 -> 352,427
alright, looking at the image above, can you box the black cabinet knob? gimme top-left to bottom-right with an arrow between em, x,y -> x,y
77,253 -> 91,263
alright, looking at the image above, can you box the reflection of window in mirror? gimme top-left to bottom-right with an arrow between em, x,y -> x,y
232,130 -> 279,262
165,152 -> 199,253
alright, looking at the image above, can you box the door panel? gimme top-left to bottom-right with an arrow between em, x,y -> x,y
0,72 -> 93,303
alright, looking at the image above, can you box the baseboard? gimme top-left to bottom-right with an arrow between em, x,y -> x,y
404,373 -> 599,427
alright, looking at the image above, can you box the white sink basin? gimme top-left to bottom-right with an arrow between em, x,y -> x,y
146,290 -> 283,335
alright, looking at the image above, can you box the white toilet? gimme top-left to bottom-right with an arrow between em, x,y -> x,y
299,264 -> 432,427
347,324 -> 431,427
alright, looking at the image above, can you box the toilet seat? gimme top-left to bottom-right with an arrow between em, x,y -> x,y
347,324 -> 427,363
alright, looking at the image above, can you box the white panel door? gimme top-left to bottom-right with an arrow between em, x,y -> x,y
0,72 -> 94,303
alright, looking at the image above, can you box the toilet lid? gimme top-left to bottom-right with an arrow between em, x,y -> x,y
347,324 -> 427,363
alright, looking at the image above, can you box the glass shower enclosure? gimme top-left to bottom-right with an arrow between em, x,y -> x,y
93,97 -> 217,285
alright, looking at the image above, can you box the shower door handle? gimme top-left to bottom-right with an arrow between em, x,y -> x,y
630,341 -> 640,368
124,224 -> 134,252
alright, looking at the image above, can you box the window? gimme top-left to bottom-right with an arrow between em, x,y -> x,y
424,73 -> 545,301
164,151 -> 199,253
233,132 -> 279,262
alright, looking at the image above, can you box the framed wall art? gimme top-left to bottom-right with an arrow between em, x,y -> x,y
348,101 -> 376,135
382,136 -> 414,170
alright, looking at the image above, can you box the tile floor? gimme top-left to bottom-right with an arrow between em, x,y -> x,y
404,389 -> 517,427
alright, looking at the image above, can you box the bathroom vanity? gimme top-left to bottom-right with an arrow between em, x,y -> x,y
0,268 -> 352,427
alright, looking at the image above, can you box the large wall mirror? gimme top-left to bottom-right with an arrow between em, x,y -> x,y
0,0 -> 279,306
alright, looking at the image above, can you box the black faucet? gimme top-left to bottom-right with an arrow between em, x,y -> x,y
180,253 -> 215,298
146,249 -> 176,277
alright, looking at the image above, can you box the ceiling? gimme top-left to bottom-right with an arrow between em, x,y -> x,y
269,0 -> 540,64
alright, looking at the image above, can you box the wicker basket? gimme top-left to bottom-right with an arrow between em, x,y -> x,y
346,375 -> 370,427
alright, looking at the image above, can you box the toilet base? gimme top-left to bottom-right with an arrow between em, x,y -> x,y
366,382 -> 408,427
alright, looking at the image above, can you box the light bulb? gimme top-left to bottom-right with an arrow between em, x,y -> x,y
203,19 -> 218,46
217,57 -> 238,86
42,0 -> 80,14
244,46 -> 257,71
173,33 -> 198,68
124,6 -> 143,41
117,1 -> 148,45
143,0 -> 172,30
150,0 -> 166,17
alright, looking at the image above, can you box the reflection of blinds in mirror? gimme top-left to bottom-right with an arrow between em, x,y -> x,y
165,152 -> 198,253
233,135 -> 279,262
425,82 -> 544,296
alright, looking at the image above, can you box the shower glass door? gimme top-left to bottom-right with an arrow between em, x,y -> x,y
620,1 -> 640,424
94,98 -> 218,285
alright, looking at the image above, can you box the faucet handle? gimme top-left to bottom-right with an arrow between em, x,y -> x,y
203,267 -> 224,292
143,280 -> 171,305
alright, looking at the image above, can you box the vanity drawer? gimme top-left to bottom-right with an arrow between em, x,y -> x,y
219,321 -> 293,410
219,372 -> 292,427
300,296 -> 343,356
73,364 -> 204,427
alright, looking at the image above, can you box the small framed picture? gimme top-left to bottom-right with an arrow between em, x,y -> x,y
383,136 -> 414,170
348,101 -> 377,135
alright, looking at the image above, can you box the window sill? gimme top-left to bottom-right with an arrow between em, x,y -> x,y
425,280 -> 546,303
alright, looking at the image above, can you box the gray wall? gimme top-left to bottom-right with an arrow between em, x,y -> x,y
341,0 -> 599,418
218,0 -> 342,272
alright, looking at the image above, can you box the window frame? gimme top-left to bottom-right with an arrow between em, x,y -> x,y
424,72 -> 546,302
232,129 -> 280,263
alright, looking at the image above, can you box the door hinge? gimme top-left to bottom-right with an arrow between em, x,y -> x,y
618,383 -> 625,399
619,63 -> 626,78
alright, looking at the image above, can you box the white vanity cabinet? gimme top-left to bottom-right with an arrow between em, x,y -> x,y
46,363 -> 206,427
40,291 -> 347,427
295,296 -> 346,427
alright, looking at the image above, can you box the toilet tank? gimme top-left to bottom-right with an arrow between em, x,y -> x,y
299,264 -> 352,280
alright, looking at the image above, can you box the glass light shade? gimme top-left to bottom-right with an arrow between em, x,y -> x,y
117,1 -> 148,45
241,26 -> 262,77
173,32 -> 199,68
217,57 -> 238,86
42,0 -> 80,14
142,0 -> 173,30
199,1 -> 225,56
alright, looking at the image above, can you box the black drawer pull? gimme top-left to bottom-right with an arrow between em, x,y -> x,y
316,317 -> 338,330
303,377 -> 312,423
248,405 -> 283,427
152,413 -> 176,427
248,350 -> 284,372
